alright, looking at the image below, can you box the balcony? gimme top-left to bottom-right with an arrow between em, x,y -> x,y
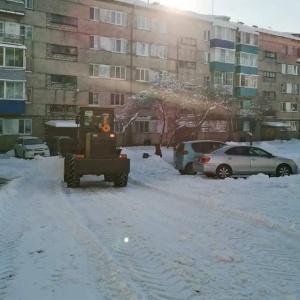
0,33 -> 25,45
0,100 -> 25,114
0,1 -> 25,16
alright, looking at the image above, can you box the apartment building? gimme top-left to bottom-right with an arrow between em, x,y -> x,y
1,0 -> 300,152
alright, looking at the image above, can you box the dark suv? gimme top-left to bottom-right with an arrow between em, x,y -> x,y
44,136 -> 74,157
173,140 -> 226,175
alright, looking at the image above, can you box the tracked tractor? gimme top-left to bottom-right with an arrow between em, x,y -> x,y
63,106 -> 130,188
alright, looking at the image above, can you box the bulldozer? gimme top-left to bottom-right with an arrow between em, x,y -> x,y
63,106 -> 130,188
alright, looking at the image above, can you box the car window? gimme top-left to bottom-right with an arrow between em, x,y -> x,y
249,147 -> 271,157
225,147 -> 249,156
24,139 -> 43,145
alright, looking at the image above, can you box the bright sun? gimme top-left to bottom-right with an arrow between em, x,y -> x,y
160,0 -> 191,10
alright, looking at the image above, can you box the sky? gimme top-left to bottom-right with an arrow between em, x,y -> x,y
154,0 -> 300,33
0,140 -> 300,299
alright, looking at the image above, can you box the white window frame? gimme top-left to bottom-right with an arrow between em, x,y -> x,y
158,70 -> 168,80
159,20 -> 167,34
210,48 -> 235,64
89,92 -> 99,105
0,118 -> 32,135
90,7 -> 100,21
236,52 -> 258,67
137,16 -> 151,31
0,81 -> 25,99
286,121 -> 298,131
25,0 -> 33,9
204,30 -> 210,41
204,52 -> 210,64
110,38 -> 127,53
136,42 -> 149,56
110,66 -> 126,80
281,102 -> 298,112
136,68 -> 150,82
110,93 -> 125,106
100,9 -> 127,26
135,120 -> 150,133
235,74 -> 258,88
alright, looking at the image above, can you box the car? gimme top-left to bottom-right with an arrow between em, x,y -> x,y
173,140 -> 227,175
44,136 -> 75,157
14,136 -> 50,159
193,145 -> 298,179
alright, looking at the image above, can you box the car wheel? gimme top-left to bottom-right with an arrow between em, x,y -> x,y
216,164 -> 232,179
179,170 -> 187,175
276,164 -> 292,177
185,163 -> 197,175
114,173 -> 128,187
67,154 -> 80,188
104,174 -> 115,182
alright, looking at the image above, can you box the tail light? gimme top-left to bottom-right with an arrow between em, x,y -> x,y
182,150 -> 188,155
119,154 -> 127,159
201,156 -> 210,163
76,154 -> 85,158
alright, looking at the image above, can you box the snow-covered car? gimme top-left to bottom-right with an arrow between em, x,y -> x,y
193,145 -> 298,179
14,136 -> 50,159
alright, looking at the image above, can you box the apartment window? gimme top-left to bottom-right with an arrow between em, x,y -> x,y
281,83 -> 298,94
90,7 -> 100,21
158,70 -> 168,80
212,26 -> 235,41
281,102 -> 297,112
236,32 -> 258,46
235,120 -> 251,132
51,14 -> 78,27
179,37 -> 196,46
204,30 -> 210,41
136,68 -> 150,82
111,93 -> 125,106
20,25 -> 33,40
135,121 -> 149,133
292,84 -> 299,94
89,64 -> 126,80
136,42 -> 149,56
0,47 -> 24,68
236,52 -> 258,67
210,48 -> 235,64
204,52 -> 210,63
263,71 -> 276,78
281,64 -> 298,75
0,119 -> 31,135
178,61 -> 196,69
50,75 -> 77,85
111,38 -> 127,53
150,45 -> 167,58
51,44 -> 77,56
88,92 -> 99,105
137,16 -> 151,30
89,36 -> 127,53
159,20 -> 167,33
104,10 -> 127,26
265,51 -> 276,59
213,72 -> 233,86
286,121 -> 298,131
0,81 -> 24,99
235,74 -> 258,88
262,91 -> 276,99
25,0 -> 33,9
287,45 -> 293,56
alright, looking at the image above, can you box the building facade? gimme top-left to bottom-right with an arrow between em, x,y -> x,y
1,0 -> 300,151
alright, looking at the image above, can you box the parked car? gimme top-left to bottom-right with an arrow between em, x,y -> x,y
14,136 -> 50,159
173,140 -> 226,175
44,136 -> 74,157
193,145 -> 298,179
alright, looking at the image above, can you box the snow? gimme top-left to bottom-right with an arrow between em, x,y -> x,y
1,140 -> 300,300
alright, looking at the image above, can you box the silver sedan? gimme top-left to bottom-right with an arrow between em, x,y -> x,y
193,145 -> 298,179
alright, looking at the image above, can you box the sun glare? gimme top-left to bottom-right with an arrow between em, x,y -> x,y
161,0 -> 191,11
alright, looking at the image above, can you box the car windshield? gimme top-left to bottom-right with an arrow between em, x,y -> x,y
24,139 -> 43,145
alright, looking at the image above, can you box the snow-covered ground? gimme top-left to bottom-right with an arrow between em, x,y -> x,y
0,140 -> 300,300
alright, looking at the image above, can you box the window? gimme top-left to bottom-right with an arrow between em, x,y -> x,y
51,44 -> 78,56
178,61 -> 196,69
281,102 -> 297,112
262,91 -> 276,99
20,25 -> 33,40
135,121 -> 149,133
235,74 -> 258,88
51,14 -> 78,27
136,68 -> 150,82
159,21 -> 167,33
281,83 -> 298,94
265,51 -> 276,59
26,88 -> 32,102
89,64 -> 126,80
110,38 -> 127,53
286,121 -> 298,131
136,42 -> 149,56
204,52 -> 210,63
213,72 -> 233,86
25,0 -> 33,9
204,30 -> 210,41
89,36 -> 127,53
50,75 -> 77,85
210,48 -> 235,64
101,9 -> 127,26
158,70 -> 168,80
150,45 -> 167,58
0,119 -> 31,135
90,7 -> 100,21
236,32 -> 258,46
0,81 -> 24,99
89,92 -> 99,105
179,37 -> 196,46
211,26 -> 235,41
137,16 -> 151,30
281,64 -> 298,75
236,52 -> 258,67
263,71 -> 276,78
111,93 -> 125,106
235,120 -> 252,132
0,47 -> 24,68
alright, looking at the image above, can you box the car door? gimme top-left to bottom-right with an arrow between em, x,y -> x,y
249,147 -> 275,175
224,146 -> 251,175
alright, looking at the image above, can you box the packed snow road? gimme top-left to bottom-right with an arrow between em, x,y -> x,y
0,142 -> 300,300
